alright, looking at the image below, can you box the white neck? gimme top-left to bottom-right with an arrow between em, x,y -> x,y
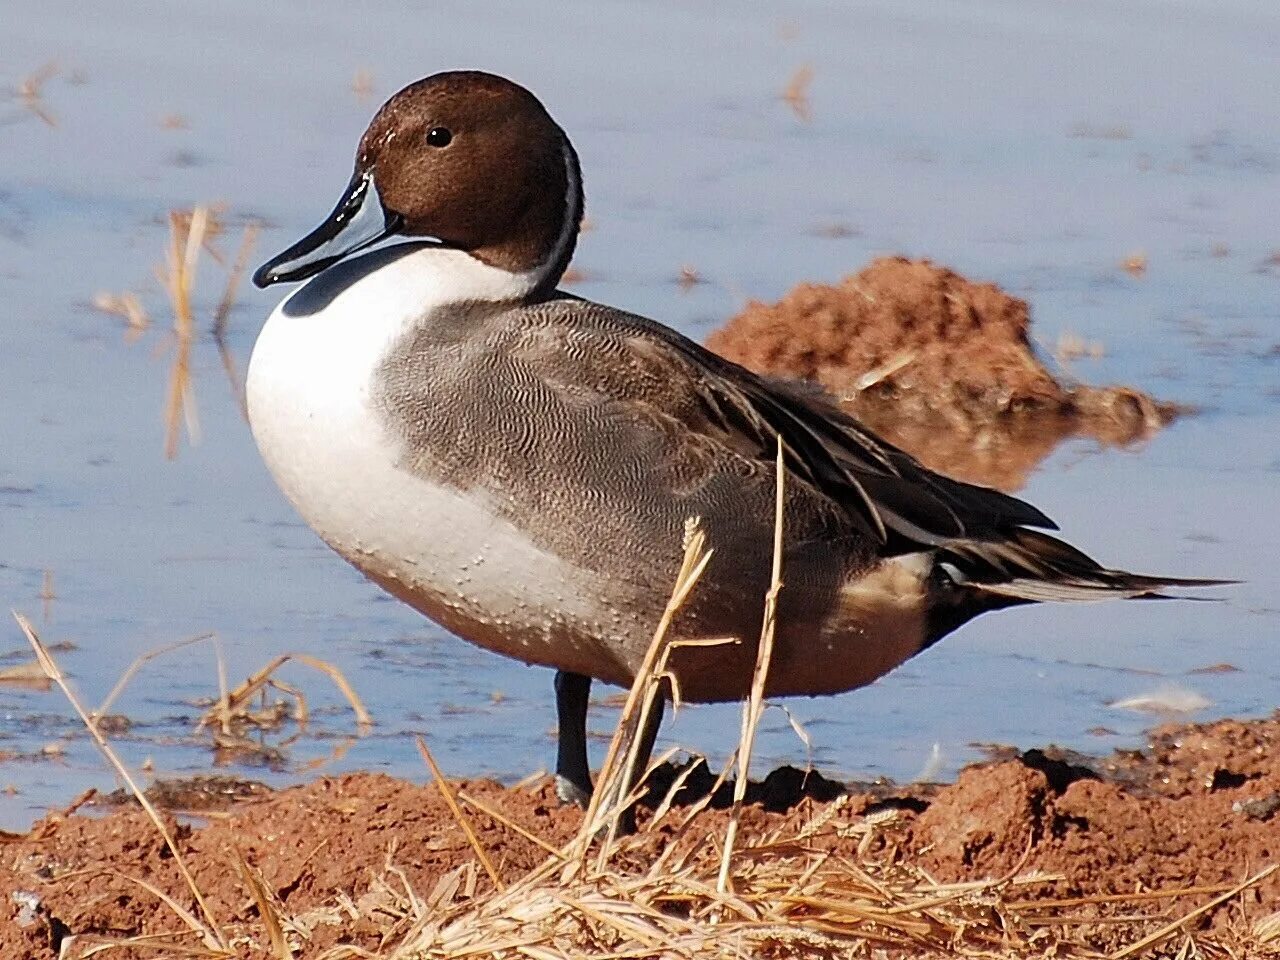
285,242 -> 539,322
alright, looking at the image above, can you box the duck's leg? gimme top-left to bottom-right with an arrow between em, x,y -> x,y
554,670 -> 593,806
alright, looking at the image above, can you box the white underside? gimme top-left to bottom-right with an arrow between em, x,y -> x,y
246,245 -> 621,673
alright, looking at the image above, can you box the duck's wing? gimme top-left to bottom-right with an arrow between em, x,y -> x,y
499,297 -> 1229,597
516,297 -> 1055,551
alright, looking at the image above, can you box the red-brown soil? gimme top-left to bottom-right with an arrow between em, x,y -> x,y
707,257 -> 1181,489
4,713 -> 1278,958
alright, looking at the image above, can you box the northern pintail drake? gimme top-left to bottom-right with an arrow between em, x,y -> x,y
248,71 -> 1219,806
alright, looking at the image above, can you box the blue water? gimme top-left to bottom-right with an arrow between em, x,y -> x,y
0,0 -> 1276,829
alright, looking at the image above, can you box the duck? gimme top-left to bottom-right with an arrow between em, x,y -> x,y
247,70 -> 1219,808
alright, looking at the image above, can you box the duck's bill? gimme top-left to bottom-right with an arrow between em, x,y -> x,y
253,171 -> 403,287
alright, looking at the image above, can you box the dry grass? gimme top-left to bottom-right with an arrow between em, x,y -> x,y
185,650 -> 372,767
213,222 -> 259,339
95,203 -> 259,455
15,612 -> 229,952
717,442 -> 786,896
162,206 -> 208,459
91,291 -> 149,340
79,629 -> 371,773
17,62 -> 59,127
782,65 -> 814,123
213,221 -> 259,420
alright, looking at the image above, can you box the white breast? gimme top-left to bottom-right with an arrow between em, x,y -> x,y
245,245 -> 623,677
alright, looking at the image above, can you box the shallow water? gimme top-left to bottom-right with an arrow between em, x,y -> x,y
1,1 -> 1277,829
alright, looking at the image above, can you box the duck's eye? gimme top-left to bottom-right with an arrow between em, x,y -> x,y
426,127 -> 453,148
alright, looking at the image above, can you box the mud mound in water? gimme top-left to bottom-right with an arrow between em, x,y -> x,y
707,257 -> 1182,489
3,713 -> 1277,958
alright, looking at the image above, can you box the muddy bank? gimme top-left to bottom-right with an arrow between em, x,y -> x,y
708,257 -> 1182,489
3,712 -> 1277,957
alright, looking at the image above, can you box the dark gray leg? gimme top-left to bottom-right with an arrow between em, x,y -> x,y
554,670 -> 593,806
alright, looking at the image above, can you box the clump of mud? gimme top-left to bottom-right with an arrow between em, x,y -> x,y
707,257 -> 1182,489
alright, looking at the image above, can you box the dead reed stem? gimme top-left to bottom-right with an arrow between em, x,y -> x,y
230,848 -> 293,959
212,221 -> 259,339
717,439 -> 786,896
212,221 -> 259,421
92,631 -> 216,719
575,520 -> 714,862
1109,865 -> 1277,960
459,790 -> 568,861
13,611 -> 228,952
416,736 -> 505,892
197,651 -> 373,734
92,291 -> 150,338
163,206 -> 207,459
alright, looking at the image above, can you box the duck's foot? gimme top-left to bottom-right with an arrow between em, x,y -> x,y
554,774 -> 592,808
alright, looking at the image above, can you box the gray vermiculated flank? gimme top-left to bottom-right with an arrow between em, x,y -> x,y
372,292 -> 1059,570
373,295 -> 855,622
371,295 -> 866,679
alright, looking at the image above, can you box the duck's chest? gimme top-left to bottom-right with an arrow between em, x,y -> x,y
245,281 -> 409,558
243,248 -> 628,674
245,245 -> 522,563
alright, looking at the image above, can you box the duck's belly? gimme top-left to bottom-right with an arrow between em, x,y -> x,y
246,306 -> 640,686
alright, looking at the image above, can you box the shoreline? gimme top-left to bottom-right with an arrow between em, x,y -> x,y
5,709 -> 1277,957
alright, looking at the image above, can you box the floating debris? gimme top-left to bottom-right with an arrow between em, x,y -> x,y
1110,684 -> 1211,715
676,264 -> 702,291
1054,330 -> 1106,365
101,775 -> 272,813
781,64 -> 813,122
16,62 -> 58,127
0,660 -> 50,691
1122,251 -> 1148,277
352,68 -> 375,101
